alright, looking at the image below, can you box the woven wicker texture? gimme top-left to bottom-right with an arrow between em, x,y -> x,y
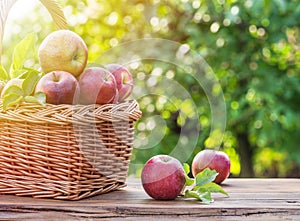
0,100 -> 141,200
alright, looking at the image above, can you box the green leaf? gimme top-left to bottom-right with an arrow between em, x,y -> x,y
2,93 -> 23,110
184,190 -> 213,204
0,81 -> 5,94
186,175 -> 194,186
195,168 -> 219,186
0,65 -> 9,81
183,163 -> 194,186
183,163 -> 190,174
24,92 -> 46,106
10,32 -> 36,76
10,69 -> 28,79
184,189 -> 201,200
1,85 -> 23,98
198,191 -> 213,204
194,182 -> 229,196
22,69 -> 43,96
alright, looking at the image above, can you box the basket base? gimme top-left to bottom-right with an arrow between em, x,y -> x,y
0,174 -> 126,200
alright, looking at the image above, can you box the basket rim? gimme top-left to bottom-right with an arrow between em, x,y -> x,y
0,99 -> 141,124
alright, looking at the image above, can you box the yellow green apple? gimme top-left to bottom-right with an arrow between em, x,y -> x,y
38,30 -> 88,77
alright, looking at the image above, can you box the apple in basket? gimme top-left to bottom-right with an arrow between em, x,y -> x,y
78,67 -> 118,105
105,64 -> 133,102
38,30 -> 88,77
35,71 -> 80,105
192,149 -> 231,184
141,155 -> 186,200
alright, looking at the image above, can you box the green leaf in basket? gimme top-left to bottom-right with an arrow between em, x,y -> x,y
0,80 -> 5,95
1,85 -> 24,97
0,65 -> 9,81
2,93 -> 23,110
10,69 -> 28,80
10,32 -> 37,77
24,92 -> 46,106
22,69 -> 43,96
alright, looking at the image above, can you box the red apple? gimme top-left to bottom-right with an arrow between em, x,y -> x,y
105,64 -> 133,102
78,67 -> 118,105
141,155 -> 186,200
192,149 -> 230,184
35,71 -> 80,105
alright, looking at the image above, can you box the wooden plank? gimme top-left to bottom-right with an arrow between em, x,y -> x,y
0,178 -> 299,220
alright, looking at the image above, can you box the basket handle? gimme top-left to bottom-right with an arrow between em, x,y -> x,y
0,0 -> 68,62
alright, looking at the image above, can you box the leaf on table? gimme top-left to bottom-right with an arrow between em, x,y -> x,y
198,191 -> 214,204
194,182 -> 229,196
184,189 -> 214,204
183,163 -> 190,174
195,168 -> 219,186
182,167 -> 228,202
183,163 -> 194,186
2,93 -> 23,110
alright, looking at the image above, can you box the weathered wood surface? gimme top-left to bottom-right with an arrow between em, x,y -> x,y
0,178 -> 299,220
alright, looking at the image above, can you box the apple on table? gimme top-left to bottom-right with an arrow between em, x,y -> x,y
192,149 -> 231,184
141,155 -> 186,200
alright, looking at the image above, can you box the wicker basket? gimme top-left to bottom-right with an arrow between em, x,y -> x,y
0,1 -> 141,200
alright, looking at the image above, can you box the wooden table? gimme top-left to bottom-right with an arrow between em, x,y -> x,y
0,178 -> 299,220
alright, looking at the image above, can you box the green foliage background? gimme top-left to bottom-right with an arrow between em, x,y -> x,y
2,0 -> 300,178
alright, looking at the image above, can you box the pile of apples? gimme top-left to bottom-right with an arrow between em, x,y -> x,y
35,30 -> 133,105
141,150 -> 230,200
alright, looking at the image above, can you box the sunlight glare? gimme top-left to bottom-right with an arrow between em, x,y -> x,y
3,0 -> 39,39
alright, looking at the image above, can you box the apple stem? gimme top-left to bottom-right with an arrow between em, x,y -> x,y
52,72 -> 59,82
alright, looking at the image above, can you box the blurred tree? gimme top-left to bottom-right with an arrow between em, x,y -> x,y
165,0 -> 300,177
